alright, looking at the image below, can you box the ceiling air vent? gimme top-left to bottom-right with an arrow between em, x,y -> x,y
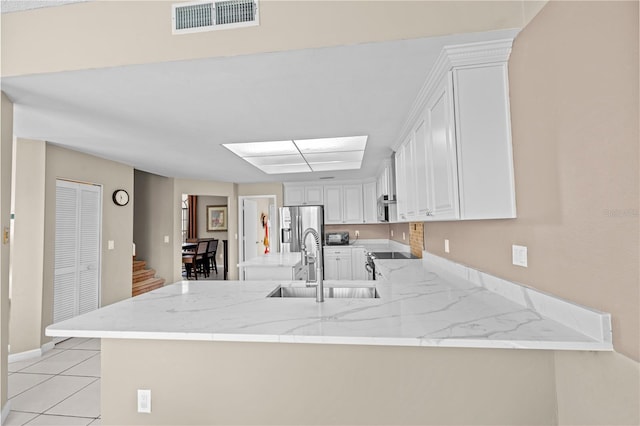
172,0 -> 259,35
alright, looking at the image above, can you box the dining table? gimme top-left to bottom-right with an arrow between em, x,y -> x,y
182,242 -> 197,253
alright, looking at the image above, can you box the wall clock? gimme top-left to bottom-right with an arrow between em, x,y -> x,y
112,189 -> 129,206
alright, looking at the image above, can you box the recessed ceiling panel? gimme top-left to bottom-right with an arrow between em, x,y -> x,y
310,161 -> 363,171
260,164 -> 312,174
303,150 -> 364,163
223,140 -> 297,157
295,135 -> 368,153
243,154 -> 306,166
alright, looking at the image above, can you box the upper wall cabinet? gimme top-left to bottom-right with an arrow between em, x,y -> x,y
284,184 -> 324,206
324,184 -> 364,224
394,39 -> 517,222
284,181 -> 377,224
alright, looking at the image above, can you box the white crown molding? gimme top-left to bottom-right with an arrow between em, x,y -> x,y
393,38 -> 515,151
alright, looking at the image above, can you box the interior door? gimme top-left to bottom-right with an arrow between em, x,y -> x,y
242,198 -> 259,264
53,180 -> 101,324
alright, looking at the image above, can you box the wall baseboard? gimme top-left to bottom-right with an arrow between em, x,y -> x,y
8,341 -> 56,364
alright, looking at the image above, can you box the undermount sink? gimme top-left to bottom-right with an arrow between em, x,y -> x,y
267,285 -> 380,299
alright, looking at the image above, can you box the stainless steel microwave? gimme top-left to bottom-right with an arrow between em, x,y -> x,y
377,195 -> 391,222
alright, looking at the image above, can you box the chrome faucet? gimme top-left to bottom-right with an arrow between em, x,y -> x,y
300,227 -> 324,303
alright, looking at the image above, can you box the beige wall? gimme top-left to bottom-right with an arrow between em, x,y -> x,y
424,0 -> 639,361
133,170 -> 174,282
1,1 -> 544,78
196,195 -> 228,240
102,339 -> 557,425
389,222 -> 410,245
324,223 -> 390,240
237,182 -> 283,209
8,139 -> 45,354
174,179 -> 238,280
196,195 -> 228,266
555,351 -> 639,425
0,93 -> 13,417
42,145 -> 134,344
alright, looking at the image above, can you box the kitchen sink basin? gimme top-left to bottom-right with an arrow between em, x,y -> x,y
267,285 -> 379,299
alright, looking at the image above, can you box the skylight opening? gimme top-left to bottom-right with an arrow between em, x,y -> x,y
223,136 -> 368,174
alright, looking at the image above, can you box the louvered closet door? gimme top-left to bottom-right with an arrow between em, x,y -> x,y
54,180 -> 101,323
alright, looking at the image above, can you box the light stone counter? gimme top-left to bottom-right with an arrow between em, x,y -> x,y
47,253 -> 612,351
237,252 -> 302,267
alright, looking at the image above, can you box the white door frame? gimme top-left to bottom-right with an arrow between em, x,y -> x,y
237,195 -> 277,280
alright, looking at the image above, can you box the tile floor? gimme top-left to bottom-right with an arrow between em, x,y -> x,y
5,338 -> 101,426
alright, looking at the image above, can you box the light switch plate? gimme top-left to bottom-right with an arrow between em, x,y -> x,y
163,235 -> 170,243
444,239 -> 450,253
512,245 -> 528,267
137,389 -> 151,413
108,240 -> 115,250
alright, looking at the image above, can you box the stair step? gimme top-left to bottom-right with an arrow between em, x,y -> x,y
132,277 -> 165,297
132,260 -> 146,272
133,269 -> 156,283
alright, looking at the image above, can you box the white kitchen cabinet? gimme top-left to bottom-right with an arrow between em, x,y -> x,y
424,73 -> 459,220
376,158 -> 394,199
243,265 -> 297,281
323,184 -> 364,224
362,181 -> 377,223
323,247 -> 353,280
395,138 -> 418,221
304,185 -> 324,205
351,247 -> 367,280
284,184 -> 324,206
393,39 -> 516,222
413,112 -> 433,218
323,185 -> 343,223
452,63 -> 516,219
343,184 -> 363,223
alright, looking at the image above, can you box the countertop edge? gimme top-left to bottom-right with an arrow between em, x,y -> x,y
45,328 -> 613,351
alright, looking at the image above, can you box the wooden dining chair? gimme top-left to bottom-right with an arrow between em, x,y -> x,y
182,253 -> 197,280
195,241 -> 210,278
207,239 -> 219,274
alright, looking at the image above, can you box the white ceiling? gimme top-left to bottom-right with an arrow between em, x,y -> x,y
2,28 -> 519,183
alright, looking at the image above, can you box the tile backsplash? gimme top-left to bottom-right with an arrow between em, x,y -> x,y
409,222 -> 424,258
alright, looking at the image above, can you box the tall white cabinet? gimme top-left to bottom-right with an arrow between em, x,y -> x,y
394,39 -> 517,222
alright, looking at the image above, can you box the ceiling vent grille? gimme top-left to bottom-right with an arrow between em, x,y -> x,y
172,0 -> 258,34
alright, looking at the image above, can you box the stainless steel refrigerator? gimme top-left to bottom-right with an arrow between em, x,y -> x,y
279,205 -> 324,255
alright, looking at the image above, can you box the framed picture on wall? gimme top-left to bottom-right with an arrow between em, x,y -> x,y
207,206 -> 227,231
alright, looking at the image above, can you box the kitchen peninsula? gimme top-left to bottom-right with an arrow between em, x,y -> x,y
47,252 -> 611,425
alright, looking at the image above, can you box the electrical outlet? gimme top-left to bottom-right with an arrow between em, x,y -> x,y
512,245 -> 528,267
137,389 -> 151,413
163,235 -> 169,243
108,240 -> 115,250
444,239 -> 450,253
355,230 -> 360,237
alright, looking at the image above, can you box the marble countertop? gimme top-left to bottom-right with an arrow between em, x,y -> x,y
47,255 -> 612,351
237,252 -> 302,268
